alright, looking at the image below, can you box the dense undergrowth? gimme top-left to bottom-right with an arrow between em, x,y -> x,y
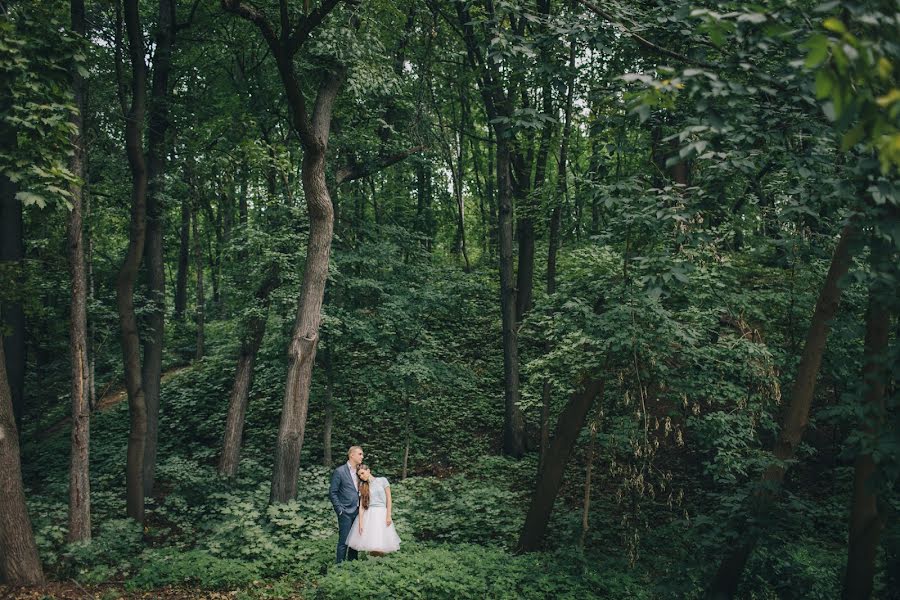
17,251 -> 893,599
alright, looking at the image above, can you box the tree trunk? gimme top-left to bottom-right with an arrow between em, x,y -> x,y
321,342 -> 334,468
270,139 -> 336,503
218,269 -> 278,478
708,223 -> 858,598
173,197 -> 190,321
402,428 -> 410,481
193,206 -> 204,361
141,0 -> 176,498
517,376 -> 605,552
66,0 -> 91,544
116,0 -> 149,524
0,341 -> 43,584
0,149 -> 25,433
842,272 -> 891,600
496,131 -> 526,458
580,418 -> 598,549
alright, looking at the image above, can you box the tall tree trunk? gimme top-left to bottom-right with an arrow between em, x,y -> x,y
0,146 -> 24,433
0,341 -> 43,584
270,135 -> 338,502
141,0 -> 176,498
708,223 -> 858,598
193,205 -> 204,361
66,0 -> 91,543
842,268 -> 891,600
218,269 -> 278,478
517,376 -> 605,552
173,197 -> 190,321
116,0 -> 149,524
496,131 -> 526,458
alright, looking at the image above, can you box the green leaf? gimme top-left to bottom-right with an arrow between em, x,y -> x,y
15,190 -> 46,208
814,69 -> 834,100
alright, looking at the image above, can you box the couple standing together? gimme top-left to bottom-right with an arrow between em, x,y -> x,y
329,445 -> 402,563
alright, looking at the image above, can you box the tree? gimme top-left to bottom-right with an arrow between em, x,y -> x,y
222,0 -> 357,503
0,340 -> 43,585
66,0 -> 90,544
114,0 -> 150,523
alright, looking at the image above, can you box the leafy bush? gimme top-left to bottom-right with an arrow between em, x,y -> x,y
316,544 -> 650,600
126,548 -> 261,590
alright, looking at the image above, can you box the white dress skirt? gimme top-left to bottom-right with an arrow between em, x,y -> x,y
346,476 -> 401,553
347,506 -> 401,553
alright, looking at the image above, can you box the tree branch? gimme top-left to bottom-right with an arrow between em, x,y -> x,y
287,0 -> 344,55
335,145 -> 427,185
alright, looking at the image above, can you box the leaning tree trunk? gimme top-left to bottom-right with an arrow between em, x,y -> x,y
141,0 -> 176,498
708,223 -> 857,599
0,341 -> 43,584
842,265 -> 891,600
218,269 -> 279,478
66,0 -> 91,543
270,140 -> 336,503
517,376 -> 606,552
116,0 -> 149,524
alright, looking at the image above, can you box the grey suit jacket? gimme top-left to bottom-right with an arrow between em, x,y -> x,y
329,464 -> 359,516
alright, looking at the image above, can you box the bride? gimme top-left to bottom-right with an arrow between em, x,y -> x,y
346,464 -> 401,556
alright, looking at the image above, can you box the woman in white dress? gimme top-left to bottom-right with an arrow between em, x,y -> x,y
346,464 -> 401,555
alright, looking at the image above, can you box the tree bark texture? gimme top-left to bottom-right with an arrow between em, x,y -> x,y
66,0 -> 91,543
0,341 -> 43,585
708,223 -> 857,599
115,0 -> 149,523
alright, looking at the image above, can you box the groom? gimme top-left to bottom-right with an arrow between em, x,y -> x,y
329,445 -> 363,564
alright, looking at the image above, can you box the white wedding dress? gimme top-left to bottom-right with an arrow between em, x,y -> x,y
347,476 -> 401,553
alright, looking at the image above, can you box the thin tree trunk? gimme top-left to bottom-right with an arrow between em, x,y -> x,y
497,132 -> 526,458
193,206 -> 204,361
402,428 -> 410,481
218,269 -> 278,477
116,0 -> 149,524
66,0 -> 90,543
517,376 -> 605,551
173,197 -> 190,321
0,341 -> 43,584
708,223 -> 858,598
842,270 -> 891,600
321,342 -> 334,468
580,418 -> 598,549
141,0 -> 176,498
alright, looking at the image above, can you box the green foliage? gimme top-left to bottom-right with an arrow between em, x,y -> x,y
126,549 -> 261,591
316,544 -> 650,600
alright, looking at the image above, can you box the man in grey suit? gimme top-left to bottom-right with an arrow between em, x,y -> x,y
329,445 -> 363,564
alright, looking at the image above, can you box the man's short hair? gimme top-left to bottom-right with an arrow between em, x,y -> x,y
348,445 -> 362,457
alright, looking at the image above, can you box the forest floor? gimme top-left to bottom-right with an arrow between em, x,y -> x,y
0,581 -> 237,599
